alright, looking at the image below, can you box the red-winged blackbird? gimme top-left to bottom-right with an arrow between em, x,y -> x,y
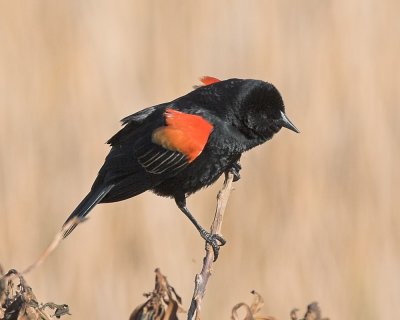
63,77 -> 298,259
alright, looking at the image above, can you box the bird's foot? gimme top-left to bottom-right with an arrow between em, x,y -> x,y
229,162 -> 242,182
200,230 -> 226,261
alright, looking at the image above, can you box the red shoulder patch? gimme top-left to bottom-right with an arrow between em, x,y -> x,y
152,109 -> 213,162
199,76 -> 221,86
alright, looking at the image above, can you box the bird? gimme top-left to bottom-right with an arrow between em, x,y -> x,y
62,76 -> 299,260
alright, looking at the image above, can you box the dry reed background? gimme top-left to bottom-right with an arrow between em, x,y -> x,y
0,1 -> 399,319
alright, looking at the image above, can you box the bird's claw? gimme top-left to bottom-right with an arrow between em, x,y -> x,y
229,162 -> 242,182
201,231 -> 226,261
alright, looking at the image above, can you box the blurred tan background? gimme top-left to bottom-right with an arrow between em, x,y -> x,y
0,0 -> 399,319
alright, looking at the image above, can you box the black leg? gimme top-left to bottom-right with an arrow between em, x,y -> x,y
229,161 -> 242,182
175,196 -> 226,261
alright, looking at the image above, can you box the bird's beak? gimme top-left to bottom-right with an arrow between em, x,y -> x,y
280,111 -> 300,133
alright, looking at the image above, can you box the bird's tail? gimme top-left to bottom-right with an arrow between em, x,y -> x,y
62,184 -> 114,238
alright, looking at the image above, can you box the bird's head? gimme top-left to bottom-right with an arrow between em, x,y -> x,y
238,80 -> 299,140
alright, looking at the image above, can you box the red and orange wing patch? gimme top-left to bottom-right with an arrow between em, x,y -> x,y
199,76 -> 221,86
138,109 -> 213,175
152,108 -> 213,162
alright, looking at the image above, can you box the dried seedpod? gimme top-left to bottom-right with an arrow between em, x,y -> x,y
290,302 -> 329,320
129,268 -> 184,320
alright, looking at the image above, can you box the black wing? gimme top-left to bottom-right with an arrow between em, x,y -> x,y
107,104 -> 166,146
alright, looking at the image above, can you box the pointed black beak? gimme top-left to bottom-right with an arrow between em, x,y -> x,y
280,111 -> 300,133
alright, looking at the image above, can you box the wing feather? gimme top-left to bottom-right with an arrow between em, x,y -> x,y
138,148 -> 188,175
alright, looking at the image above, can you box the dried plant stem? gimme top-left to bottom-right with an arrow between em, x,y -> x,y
20,218 -> 81,275
187,171 -> 235,320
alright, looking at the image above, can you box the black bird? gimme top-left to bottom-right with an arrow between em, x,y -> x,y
63,77 -> 299,259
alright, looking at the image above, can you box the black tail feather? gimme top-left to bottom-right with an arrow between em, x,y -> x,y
62,185 -> 114,238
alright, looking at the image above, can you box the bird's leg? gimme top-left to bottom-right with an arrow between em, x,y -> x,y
228,161 -> 242,182
175,196 -> 226,261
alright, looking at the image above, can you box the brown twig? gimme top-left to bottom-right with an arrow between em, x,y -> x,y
187,171 -> 235,320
